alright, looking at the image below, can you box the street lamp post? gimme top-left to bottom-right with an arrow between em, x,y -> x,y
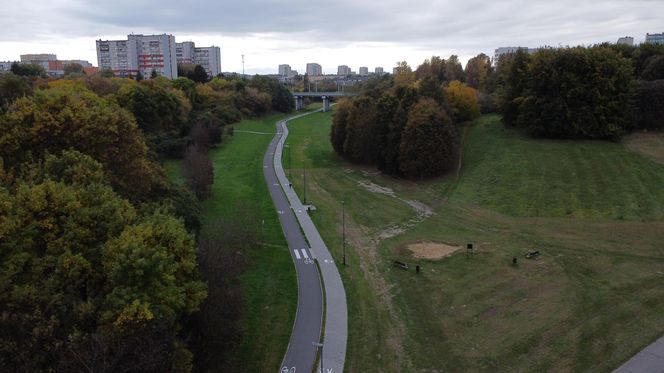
303,162 -> 307,205
285,143 -> 291,178
342,200 -> 346,266
312,342 -> 324,373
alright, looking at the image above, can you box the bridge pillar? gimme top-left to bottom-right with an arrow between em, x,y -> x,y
294,96 -> 304,110
322,96 -> 330,112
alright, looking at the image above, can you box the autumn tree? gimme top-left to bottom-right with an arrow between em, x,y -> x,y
444,80 -> 480,121
393,61 -> 416,87
343,96 -> 377,163
330,98 -> 353,156
464,53 -> 492,90
183,145 -> 214,200
0,85 -> 168,201
399,98 -> 458,179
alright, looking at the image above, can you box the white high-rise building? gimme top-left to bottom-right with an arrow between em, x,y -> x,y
97,39 -> 139,77
375,67 -> 384,75
306,63 -> 322,76
194,46 -> 221,77
646,32 -> 664,45
337,65 -> 351,75
359,66 -> 369,76
129,34 -> 177,79
279,64 -> 292,76
176,41 -> 196,64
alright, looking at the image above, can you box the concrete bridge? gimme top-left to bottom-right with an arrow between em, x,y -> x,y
292,91 -> 356,112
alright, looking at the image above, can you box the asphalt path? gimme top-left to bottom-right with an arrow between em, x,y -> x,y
265,109 -> 348,373
264,114 -> 322,373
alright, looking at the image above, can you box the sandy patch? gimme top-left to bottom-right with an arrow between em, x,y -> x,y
407,242 -> 460,260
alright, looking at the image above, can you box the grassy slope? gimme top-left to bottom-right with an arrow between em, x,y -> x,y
164,114 -> 297,372
285,112 -> 664,372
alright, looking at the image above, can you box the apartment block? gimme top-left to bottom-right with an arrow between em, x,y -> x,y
306,63 -> 322,76
96,39 -> 139,77
375,67 -> 384,75
646,32 -> 664,45
194,46 -> 221,77
617,36 -> 634,46
129,34 -> 177,79
337,65 -> 351,75
359,66 -> 368,76
279,64 -> 291,76
176,41 -> 196,64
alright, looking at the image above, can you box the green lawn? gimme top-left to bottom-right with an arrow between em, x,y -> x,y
164,113 -> 297,372
284,112 -> 664,372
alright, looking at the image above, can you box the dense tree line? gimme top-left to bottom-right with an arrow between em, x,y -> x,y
496,44 -> 664,139
330,56 -> 480,179
0,69 -> 294,371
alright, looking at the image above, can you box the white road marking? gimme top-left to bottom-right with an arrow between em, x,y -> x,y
277,210 -> 284,214
294,250 -> 301,259
301,249 -> 309,259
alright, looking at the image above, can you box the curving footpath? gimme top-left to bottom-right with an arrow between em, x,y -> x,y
614,336 -> 664,373
264,110 -> 347,373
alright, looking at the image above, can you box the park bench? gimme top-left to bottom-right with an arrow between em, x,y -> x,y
393,260 -> 409,270
525,250 -> 540,259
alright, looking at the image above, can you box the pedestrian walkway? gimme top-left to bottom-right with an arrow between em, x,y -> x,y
614,336 -> 664,373
274,115 -> 348,373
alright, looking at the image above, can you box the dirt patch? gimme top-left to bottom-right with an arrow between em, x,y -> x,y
358,179 -> 396,196
623,131 -> 664,165
407,242 -> 461,260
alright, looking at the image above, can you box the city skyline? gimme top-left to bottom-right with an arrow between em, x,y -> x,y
1,0 -> 663,74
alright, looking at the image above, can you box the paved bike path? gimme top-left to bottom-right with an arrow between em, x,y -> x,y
273,114 -> 347,373
264,116 -> 322,373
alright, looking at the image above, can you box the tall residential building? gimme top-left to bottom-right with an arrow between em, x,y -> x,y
0,61 -> 15,73
375,67 -> 384,75
97,38 -> 140,77
337,65 -> 351,75
129,34 -> 178,79
279,64 -> 292,76
646,32 -> 664,45
176,42 -> 221,77
306,63 -> 322,76
194,46 -> 221,77
359,66 -> 368,76
176,41 -> 196,64
617,36 -> 634,46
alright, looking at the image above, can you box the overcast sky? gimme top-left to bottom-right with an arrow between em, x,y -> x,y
0,0 -> 662,74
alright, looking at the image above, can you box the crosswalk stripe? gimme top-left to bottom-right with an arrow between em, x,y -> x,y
301,249 -> 309,259
294,250 -> 301,260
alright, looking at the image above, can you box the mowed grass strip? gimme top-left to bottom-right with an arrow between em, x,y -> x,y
164,114 -> 296,372
284,111 -> 664,372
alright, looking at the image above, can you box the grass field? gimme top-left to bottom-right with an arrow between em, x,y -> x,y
164,113 -> 297,372
284,112 -> 664,372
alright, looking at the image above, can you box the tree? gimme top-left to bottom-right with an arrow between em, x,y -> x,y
513,47 -> 636,139
183,145 -> 214,200
464,53 -> 492,90
0,86 -> 168,201
497,49 -> 531,127
343,96 -> 377,163
0,73 -> 32,112
637,79 -> 664,130
393,61 -> 416,87
399,98 -> 458,179
64,63 -> 84,76
444,80 -> 480,121
10,62 -> 46,77
444,55 -> 465,83
191,65 -> 210,83
150,69 -> 158,79
136,70 -> 144,81
641,55 -> 664,81
330,98 -> 353,156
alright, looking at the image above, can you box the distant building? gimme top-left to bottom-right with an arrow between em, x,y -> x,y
194,46 -> 221,77
20,53 -> 64,77
359,66 -> 368,76
337,65 -> 351,75
493,46 -> 538,65
375,67 -> 384,75
646,32 -> 664,45
96,39 -> 140,77
175,42 -> 221,77
176,41 -> 196,64
306,63 -> 322,76
392,67 -> 398,74
0,61 -> 15,73
279,64 -> 292,76
129,34 -> 178,79
617,36 -> 634,46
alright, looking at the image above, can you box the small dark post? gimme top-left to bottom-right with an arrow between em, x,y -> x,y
342,200 -> 346,266
512,257 -> 517,266
416,265 -> 421,273
303,162 -> 307,205
467,243 -> 474,258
